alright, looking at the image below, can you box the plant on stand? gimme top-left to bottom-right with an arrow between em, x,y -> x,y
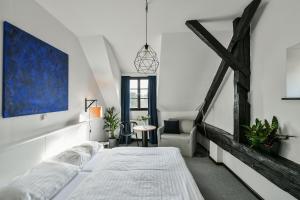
243,116 -> 294,155
103,107 -> 120,148
137,115 -> 151,127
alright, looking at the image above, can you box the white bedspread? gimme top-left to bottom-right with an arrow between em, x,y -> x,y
66,147 -> 203,200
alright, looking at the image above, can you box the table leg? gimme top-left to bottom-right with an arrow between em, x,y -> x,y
142,131 -> 148,147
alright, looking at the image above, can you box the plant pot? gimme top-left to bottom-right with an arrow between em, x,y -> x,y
142,120 -> 148,128
258,140 -> 281,156
109,138 -> 118,148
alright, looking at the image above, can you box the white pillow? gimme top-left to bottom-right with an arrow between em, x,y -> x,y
0,161 -> 79,200
51,149 -> 91,168
0,186 -> 30,200
76,141 -> 101,156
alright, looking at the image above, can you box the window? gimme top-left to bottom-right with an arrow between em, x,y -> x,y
130,78 -> 148,111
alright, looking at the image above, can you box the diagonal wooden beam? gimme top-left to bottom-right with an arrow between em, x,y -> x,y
234,0 -> 262,41
187,0 -> 261,124
186,20 -> 250,76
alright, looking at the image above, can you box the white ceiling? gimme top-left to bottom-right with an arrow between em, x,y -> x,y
36,0 -> 252,74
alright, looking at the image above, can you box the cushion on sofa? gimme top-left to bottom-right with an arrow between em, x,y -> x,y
164,120 -> 180,134
161,132 -> 190,143
179,120 -> 194,133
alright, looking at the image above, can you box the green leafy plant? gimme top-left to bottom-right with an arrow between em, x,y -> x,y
243,118 -> 268,148
103,107 -> 120,139
264,116 -> 279,145
137,115 -> 151,122
243,116 -> 292,149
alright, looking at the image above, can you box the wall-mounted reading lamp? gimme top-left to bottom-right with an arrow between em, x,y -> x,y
85,98 -> 103,137
85,98 -> 102,118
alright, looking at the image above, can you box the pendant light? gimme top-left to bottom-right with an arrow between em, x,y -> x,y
134,0 -> 159,74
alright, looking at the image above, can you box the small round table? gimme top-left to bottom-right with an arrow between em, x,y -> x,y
133,125 -> 156,147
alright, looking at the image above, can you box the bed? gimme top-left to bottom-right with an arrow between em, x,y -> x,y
0,123 -> 203,200
53,147 -> 204,200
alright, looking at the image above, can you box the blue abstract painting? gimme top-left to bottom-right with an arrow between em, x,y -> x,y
2,22 -> 68,118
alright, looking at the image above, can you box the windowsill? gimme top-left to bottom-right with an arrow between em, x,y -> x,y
130,109 -> 148,111
282,97 -> 300,100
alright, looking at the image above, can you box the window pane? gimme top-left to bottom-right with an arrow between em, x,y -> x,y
130,89 -> 138,98
140,79 -> 148,89
140,98 -> 148,108
140,89 -> 148,98
130,79 -> 138,89
130,98 -> 138,108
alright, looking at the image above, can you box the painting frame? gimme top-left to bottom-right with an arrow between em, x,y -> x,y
2,21 -> 69,118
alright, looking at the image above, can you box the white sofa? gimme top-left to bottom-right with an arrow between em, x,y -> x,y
157,119 -> 197,157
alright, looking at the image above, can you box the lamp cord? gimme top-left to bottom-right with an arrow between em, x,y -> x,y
88,110 -> 91,139
145,0 -> 148,45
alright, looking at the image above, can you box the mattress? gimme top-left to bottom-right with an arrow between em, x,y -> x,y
63,147 -> 204,200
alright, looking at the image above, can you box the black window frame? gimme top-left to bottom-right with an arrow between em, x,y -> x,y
130,77 -> 149,111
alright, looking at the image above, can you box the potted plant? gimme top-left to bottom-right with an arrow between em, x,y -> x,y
103,107 -> 120,148
137,115 -> 151,127
243,116 -> 293,156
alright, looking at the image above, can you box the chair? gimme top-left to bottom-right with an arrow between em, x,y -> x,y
119,121 -> 139,146
157,119 -> 197,157
130,121 -> 139,146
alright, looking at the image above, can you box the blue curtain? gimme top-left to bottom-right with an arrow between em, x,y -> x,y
148,76 -> 158,144
120,76 -> 131,144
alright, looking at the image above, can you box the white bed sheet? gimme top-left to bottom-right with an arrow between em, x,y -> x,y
65,147 -> 204,200
52,172 -> 89,200
81,149 -> 110,172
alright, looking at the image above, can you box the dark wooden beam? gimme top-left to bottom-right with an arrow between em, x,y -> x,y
233,0 -> 262,42
186,20 -> 250,77
233,17 -> 251,143
198,122 -> 300,199
189,0 -> 261,124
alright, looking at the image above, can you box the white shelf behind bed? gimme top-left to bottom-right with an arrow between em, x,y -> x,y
0,122 -> 89,187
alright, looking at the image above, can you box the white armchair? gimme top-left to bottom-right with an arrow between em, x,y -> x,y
157,119 -> 197,157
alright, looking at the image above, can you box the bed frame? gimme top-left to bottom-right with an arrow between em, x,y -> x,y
0,122 -> 89,187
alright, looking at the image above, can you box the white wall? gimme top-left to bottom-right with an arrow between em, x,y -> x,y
79,36 -> 121,111
104,38 -> 121,105
201,0 -> 300,199
158,31 -> 232,122
0,122 -> 89,187
205,70 -> 234,134
250,0 -> 300,164
286,46 -> 300,97
0,0 -> 105,147
158,111 -> 197,126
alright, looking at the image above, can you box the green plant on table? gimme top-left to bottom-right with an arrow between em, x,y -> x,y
137,115 -> 151,126
137,115 -> 151,122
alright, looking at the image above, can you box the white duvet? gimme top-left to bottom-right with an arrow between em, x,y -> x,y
67,147 -> 204,200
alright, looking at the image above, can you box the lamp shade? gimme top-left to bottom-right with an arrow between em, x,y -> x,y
134,44 -> 159,74
90,106 -> 102,118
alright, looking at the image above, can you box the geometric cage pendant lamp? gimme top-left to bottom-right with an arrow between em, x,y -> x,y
134,0 -> 159,74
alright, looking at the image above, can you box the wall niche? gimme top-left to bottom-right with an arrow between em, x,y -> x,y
284,42 -> 300,100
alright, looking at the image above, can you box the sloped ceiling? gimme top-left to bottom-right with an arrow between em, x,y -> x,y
158,31 -> 232,112
79,36 -> 121,110
36,0 -> 251,74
